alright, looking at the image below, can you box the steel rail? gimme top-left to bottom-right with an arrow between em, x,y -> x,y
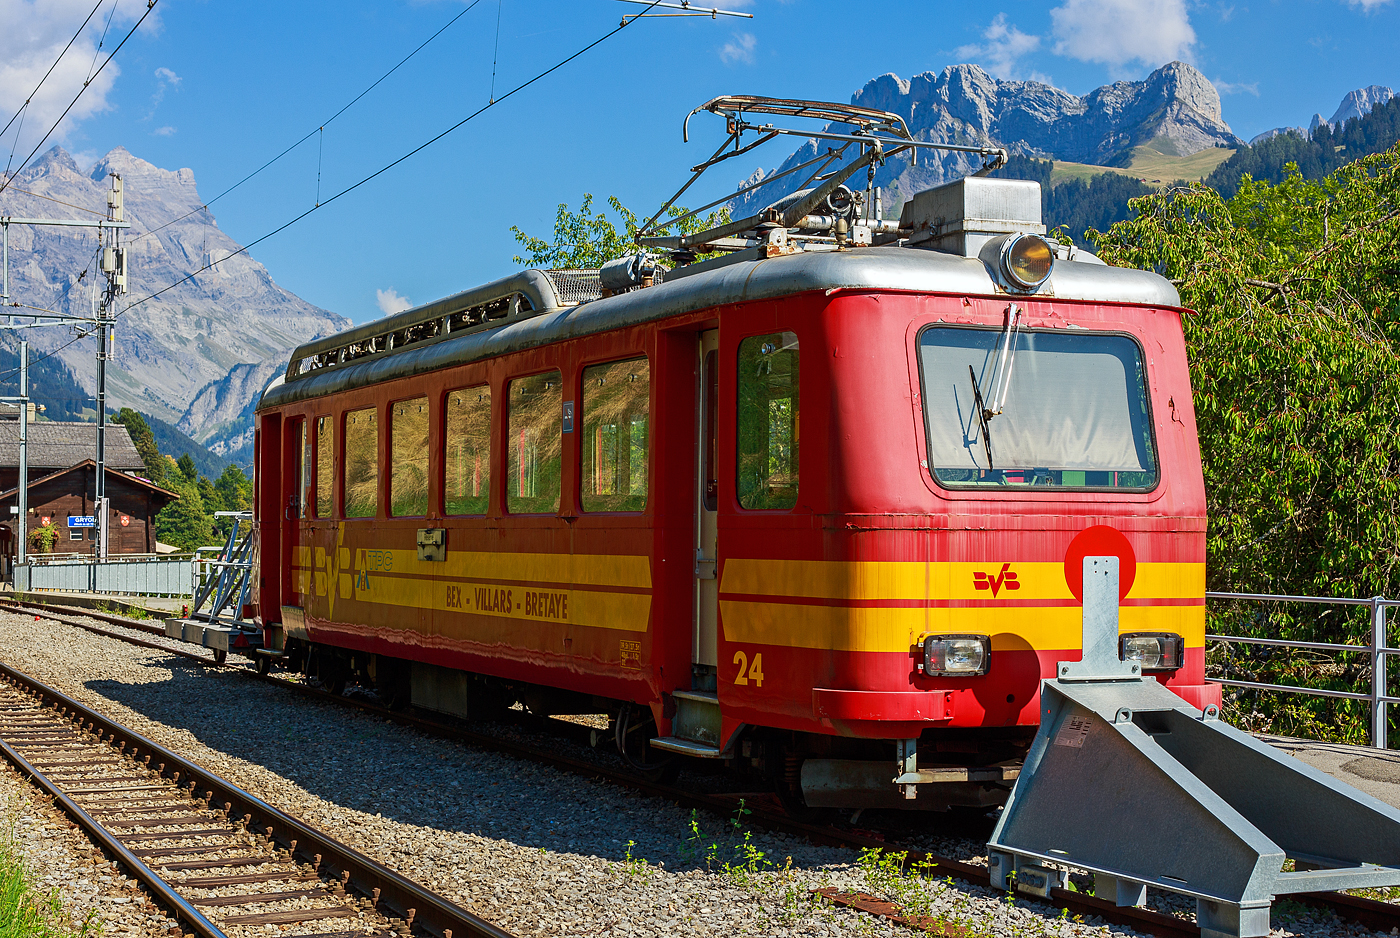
0,660 -> 516,938
0,736 -> 227,938
7,598 -> 1400,937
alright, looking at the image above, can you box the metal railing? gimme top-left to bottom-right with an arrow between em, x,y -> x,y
26,551 -> 194,565
15,557 -> 195,597
1206,591 -> 1399,749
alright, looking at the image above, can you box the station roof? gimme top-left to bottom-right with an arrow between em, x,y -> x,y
0,459 -> 179,503
0,421 -> 145,471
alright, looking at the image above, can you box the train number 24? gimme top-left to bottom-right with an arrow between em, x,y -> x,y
732,650 -> 765,687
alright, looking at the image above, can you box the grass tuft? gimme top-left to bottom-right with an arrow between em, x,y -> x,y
0,799 -> 100,938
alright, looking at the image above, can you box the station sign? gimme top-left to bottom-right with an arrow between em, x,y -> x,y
68,516 -> 96,528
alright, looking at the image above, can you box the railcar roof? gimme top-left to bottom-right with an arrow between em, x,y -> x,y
259,244 -> 1180,411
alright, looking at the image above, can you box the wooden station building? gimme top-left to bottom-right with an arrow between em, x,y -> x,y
0,416 -> 180,564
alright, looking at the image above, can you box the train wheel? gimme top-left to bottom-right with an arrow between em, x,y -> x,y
614,703 -> 679,785
212,649 -> 228,666
308,647 -> 347,696
255,655 -> 271,677
771,745 -> 824,821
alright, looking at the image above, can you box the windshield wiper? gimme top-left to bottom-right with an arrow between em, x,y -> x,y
986,304 -> 1023,418
969,365 -> 995,470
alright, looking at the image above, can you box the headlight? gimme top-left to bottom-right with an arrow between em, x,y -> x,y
1000,233 -> 1054,289
1119,632 -> 1184,672
923,635 -> 991,676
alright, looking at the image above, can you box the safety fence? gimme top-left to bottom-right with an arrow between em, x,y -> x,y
14,555 -> 195,598
1206,591 -> 1399,750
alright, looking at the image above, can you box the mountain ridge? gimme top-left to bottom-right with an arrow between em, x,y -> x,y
0,146 -> 351,463
732,60 -> 1241,217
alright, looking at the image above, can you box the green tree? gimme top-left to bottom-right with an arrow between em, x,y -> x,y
1091,147 -> 1400,742
176,453 -> 197,484
197,475 -> 220,512
153,476 -> 214,552
214,465 -> 252,513
510,194 -> 730,268
111,408 -> 165,484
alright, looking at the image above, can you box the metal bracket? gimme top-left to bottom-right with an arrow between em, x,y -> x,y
1057,556 -> 1141,682
896,738 -> 918,800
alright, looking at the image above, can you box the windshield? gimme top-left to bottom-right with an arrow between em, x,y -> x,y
917,325 -> 1157,490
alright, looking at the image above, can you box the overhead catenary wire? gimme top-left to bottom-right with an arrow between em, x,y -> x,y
129,0 -> 487,247
0,0 -> 109,174
0,1 -> 667,386
489,0 -> 504,104
0,0 -> 162,199
0,186 -> 107,217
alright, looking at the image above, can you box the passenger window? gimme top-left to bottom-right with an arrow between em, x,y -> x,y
391,397 -> 430,516
581,357 -> 649,512
445,385 -> 491,515
343,406 -> 379,518
737,332 -> 799,510
315,416 -> 333,517
507,371 -> 562,514
300,420 -> 312,517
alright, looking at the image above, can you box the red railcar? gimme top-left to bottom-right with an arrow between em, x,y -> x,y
253,173 -> 1217,810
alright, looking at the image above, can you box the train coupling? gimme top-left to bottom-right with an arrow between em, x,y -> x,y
988,556 -> 1400,938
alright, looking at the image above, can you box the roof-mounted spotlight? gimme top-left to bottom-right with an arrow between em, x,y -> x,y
999,232 -> 1054,290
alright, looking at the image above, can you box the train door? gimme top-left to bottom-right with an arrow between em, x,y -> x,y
694,330 -> 719,687
281,418 -> 307,605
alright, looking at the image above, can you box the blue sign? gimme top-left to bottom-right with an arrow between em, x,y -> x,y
67,516 -> 96,528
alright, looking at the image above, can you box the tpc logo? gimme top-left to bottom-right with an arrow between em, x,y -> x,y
973,563 -> 1020,597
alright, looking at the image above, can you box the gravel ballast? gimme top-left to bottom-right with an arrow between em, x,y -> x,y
0,608 -> 1389,938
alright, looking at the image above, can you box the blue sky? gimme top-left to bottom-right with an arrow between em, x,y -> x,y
2,0 -> 1398,324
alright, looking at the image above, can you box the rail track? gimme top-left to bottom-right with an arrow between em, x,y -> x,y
4,595 -> 1398,938
0,655 -> 513,938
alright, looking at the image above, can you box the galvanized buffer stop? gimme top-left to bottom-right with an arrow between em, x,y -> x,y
988,557 -> 1400,938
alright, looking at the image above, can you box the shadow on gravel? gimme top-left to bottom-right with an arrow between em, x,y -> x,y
85,660 -> 992,872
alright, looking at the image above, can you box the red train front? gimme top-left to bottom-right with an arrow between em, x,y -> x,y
252,171 -> 1215,812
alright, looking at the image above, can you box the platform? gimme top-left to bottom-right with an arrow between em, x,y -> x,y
1262,734 -> 1400,810
0,585 -> 187,616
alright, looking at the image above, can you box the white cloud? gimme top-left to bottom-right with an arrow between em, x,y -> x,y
1344,0 -> 1392,8
1213,78 -> 1259,96
0,0 -> 154,159
954,13 -> 1042,80
152,125 -> 175,136
377,288 -> 412,315
719,32 -> 757,65
144,65 -> 181,123
1050,0 -> 1196,74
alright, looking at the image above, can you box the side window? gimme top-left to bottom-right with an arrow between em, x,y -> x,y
315,416 -> 333,517
300,420 -> 312,517
391,397 -> 430,516
343,406 -> 379,518
737,332 -> 800,510
507,371 -> 562,514
445,385 -> 491,515
581,357 -> 649,512
286,419 -> 306,518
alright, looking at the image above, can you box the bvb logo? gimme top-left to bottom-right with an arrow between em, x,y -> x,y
973,562 -> 1020,598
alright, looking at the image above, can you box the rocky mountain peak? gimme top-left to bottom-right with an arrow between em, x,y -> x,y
1326,85 -> 1394,128
733,61 -> 1240,216
89,146 -> 197,192
0,146 -> 350,467
27,146 -> 84,178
